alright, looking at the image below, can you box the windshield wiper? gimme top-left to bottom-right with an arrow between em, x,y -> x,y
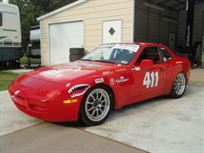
93,60 -> 117,64
80,59 -> 93,61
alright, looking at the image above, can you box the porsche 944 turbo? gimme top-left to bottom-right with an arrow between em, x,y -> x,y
9,42 -> 190,125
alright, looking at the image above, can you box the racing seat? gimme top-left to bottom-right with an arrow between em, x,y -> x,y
113,49 -> 134,63
145,51 -> 160,64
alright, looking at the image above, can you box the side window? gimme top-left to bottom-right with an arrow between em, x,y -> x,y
136,47 -> 161,65
159,47 -> 172,62
0,12 -> 2,26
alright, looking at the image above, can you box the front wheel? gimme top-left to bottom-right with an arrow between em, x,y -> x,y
170,72 -> 186,98
80,86 -> 113,126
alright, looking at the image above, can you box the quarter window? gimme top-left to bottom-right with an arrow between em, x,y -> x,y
159,47 -> 172,62
0,12 -> 2,26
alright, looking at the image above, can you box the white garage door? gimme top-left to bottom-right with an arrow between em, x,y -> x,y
49,21 -> 84,65
103,20 -> 122,44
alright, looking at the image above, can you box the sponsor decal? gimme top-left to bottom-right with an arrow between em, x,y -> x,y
113,44 -> 140,53
68,84 -> 90,98
102,70 -> 113,75
78,62 -> 100,67
95,78 -> 104,84
116,76 -> 129,83
110,78 -> 116,86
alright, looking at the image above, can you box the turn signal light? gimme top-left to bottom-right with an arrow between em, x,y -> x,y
63,99 -> 78,104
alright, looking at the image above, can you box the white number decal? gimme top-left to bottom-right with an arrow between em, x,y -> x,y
143,72 -> 159,88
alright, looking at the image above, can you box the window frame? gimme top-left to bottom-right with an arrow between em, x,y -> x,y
158,46 -> 173,63
136,46 -> 163,65
0,12 -> 2,27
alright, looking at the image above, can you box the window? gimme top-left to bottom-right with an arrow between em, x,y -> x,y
136,47 -> 161,65
0,12 -> 2,26
82,44 -> 139,64
159,47 -> 172,62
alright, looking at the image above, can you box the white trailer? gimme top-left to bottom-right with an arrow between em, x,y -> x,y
0,2 -> 22,69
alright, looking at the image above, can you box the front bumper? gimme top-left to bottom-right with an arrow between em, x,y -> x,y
9,84 -> 82,122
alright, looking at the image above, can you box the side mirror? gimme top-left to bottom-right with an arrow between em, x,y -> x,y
140,59 -> 153,67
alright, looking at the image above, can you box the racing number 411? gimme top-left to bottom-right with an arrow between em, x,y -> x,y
143,72 -> 159,88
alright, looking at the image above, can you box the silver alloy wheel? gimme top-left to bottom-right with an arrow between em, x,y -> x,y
85,88 -> 110,122
174,73 -> 186,96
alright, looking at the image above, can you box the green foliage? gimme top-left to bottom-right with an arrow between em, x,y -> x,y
9,0 -> 76,52
20,56 -> 41,65
30,0 -> 76,13
0,72 -> 21,91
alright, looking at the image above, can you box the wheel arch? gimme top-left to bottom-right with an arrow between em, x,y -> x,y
180,71 -> 188,84
78,83 -> 115,119
88,83 -> 115,109
169,71 -> 187,98
97,83 -> 115,109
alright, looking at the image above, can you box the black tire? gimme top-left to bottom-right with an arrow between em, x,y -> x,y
170,72 -> 186,98
80,85 -> 113,126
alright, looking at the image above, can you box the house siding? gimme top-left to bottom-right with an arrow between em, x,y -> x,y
40,0 -> 133,66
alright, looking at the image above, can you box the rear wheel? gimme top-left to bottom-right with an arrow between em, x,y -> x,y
170,72 -> 186,98
80,86 -> 113,126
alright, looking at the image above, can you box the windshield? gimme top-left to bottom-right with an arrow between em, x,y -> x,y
81,44 -> 140,64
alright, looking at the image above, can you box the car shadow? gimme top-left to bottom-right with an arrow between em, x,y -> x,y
49,85 -> 203,127
50,121 -> 86,128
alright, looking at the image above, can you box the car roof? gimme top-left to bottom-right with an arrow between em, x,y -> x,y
134,42 -> 162,46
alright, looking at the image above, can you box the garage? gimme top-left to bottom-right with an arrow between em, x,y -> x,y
37,0 -> 204,66
49,21 -> 84,65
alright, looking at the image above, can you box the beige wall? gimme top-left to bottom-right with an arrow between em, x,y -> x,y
40,0 -> 133,66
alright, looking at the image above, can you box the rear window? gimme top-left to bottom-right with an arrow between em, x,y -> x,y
0,12 -> 2,26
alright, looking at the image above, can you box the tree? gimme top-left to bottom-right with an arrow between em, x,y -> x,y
9,0 -> 76,52
30,0 -> 76,13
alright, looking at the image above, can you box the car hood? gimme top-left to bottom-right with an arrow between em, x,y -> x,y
24,61 -> 119,84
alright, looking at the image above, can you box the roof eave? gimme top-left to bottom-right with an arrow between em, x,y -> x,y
37,0 -> 87,21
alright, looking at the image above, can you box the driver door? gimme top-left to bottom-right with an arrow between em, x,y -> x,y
130,47 -> 166,101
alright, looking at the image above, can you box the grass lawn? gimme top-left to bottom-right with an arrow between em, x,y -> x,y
0,72 -> 21,91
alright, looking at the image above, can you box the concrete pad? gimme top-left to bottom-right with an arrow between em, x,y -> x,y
0,91 -> 42,136
189,69 -> 204,86
0,123 -> 147,153
85,86 -> 204,153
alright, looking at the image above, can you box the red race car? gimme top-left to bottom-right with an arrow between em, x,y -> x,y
9,42 -> 190,125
